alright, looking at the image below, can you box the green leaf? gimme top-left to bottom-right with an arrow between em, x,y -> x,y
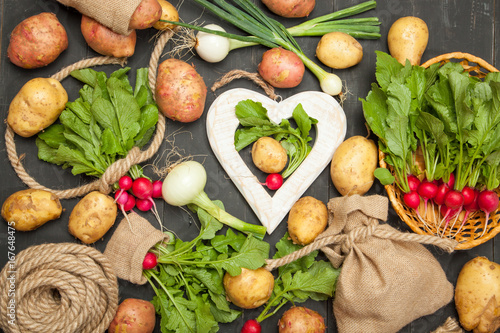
374,167 -> 395,185
292,103 -> 317,139
70,68 -> 98,87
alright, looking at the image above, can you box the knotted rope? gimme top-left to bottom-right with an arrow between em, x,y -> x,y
211,69 -> 280,101
0,243 -> 118,333
5,30 -> 175,199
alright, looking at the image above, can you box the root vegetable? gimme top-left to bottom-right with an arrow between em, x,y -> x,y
455,256 -> 500,333
278,306 -> 326,333
1,189 -> 62,231
7,77 -> 68,138
262,173 -> 284,190
108,298 -> 156,333
241,319 -> 262,333
195,24 -> 232,63
287,196 -> 328,245
223,267 -> 274,309
387,16 -> 429,66
316,31 -> 363,69
153,0 -> 179,30
129,0 -> 162,30
155,58 -> 207,122
261,0 -> 315,18
330,136 -> 378,196
251,136 -> 288,174
7,12 -> 68,69
258,47 -> 305,88
81,15 -> 136,58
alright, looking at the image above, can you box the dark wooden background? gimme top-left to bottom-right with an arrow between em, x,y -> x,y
1,0 -> 499,332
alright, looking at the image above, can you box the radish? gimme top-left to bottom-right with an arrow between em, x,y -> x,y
417,180 -> 438,215
444,172 -> 455,188
123,194 -> 136,212
461,186 -> 476,207
454,188 -> 480,237
241,319 -> 261,333
136,198 -> 154,212
439,190 -> 464,235
142,252 -> 158,270
407,174 -> 420,192
434,183 -> 450,206
477,190 -> 499,237
152,180 -> 163,198
132,177 -> 163,229
115,190 -> 129,206
261,173 -> 283,190
119,175 -> 133,191
403,191 -> 420,210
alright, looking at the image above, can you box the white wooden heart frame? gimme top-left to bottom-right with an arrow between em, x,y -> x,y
206,88 -> 347,234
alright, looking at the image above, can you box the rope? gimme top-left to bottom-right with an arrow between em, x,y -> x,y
5,33 -> 173,199
431,317 -> 464,333
211,69 -> 280,101
0,243 -> 118,333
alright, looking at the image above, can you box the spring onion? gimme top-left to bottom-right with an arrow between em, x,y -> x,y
162,160 -> 267,239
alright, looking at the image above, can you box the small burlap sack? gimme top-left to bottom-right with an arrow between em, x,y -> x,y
104,212 -> 169,284
266,195 -> 457,333
56,0 -> 142,35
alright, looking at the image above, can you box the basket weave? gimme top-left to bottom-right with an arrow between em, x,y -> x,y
381,52 -> 500,250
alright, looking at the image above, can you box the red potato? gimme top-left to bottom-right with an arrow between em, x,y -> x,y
129,0 -> 162,30
155,58 -> 207,122
262,0 -> 315,18
81,15 -> 136,58
108,298 -> 156,333
278,307 -> 326,333
7,12 -> 68,69
258,47 -> 305,89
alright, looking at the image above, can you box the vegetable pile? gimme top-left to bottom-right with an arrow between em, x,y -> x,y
362,51 -> 500,237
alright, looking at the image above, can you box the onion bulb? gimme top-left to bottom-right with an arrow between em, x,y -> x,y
195,24 -> 231,63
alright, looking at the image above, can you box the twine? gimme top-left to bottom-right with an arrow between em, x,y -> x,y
211,69 -> 280,101
5,33 -> 173,199
265,218 -> 457,271
0,243 -> 118,333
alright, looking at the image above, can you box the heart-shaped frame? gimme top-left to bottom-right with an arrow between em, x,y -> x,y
207,88 -> 347,234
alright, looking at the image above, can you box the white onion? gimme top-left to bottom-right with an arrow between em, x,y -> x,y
195,24 -> 231,63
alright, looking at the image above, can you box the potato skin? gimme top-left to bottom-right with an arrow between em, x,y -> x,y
278,306 -> 326,333
316,32 -> 363,69
1,189 -> 62,231
108,298 -> 156,333
330,136 -> 378,196
8,78 -> 68,138
455,256 -> 500,333
251,137 -> 288,174
388,16 -> 429,66
155,58 -> 207,123
262,0 -> 315,18
258,48 -> 305,89
223,267 -> 274,309
287,196 -> 328,245
129,0 -> 162,30
153,0 -> 179,30
7,12 -> 68,69
81,15 -> 136,58
68,191 -> 117,244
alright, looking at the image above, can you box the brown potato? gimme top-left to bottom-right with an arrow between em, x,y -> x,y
223,267 -> 274,309
8,77 -> 68,138
81,15 -> 136,58
287,196 -> 328,245
155,58 -> 207,123
153,0 -> 179,30
278,307 -> 326,333
261,0 -> 315,18
251,137 -> 288,174
455,256 -> 500,333
316,32 -> 363,69
388,16 -> 429,66
68,191 -> 117,244
7,12 -> 68,69
108,298 -> 156,333
330,136 -> 378,196
258,47 -> 305,89
1,189 -> 62,231
129,0 -> 162,30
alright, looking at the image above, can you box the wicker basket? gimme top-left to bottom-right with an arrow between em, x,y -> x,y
381,52 -> 500,250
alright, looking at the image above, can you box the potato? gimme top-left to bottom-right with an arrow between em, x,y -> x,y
330,135 -> 378,196
129,0 -> 162,30
388,16 -> 429,66
455,256 -> 500,333
278,306 -> 326,333
316,32 -> 363,69
155,58 -> 207,123
258,47 -> 305,89
7,78 -> 68,138
7,12 -> 68,69
81,15 -> 136,58
251,137 -> 288,174
153,0 -> 179,30
68,191 -> 117,244
261,0 -> 315,18
287,196 -> 328,245
223,267 -> 274,309
1,189 -> 62,231
108,298 -> 156,333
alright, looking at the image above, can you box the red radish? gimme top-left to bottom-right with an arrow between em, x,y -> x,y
454,188 -> 480,237
477,190 -> 499,237
407,174 -> 420,192
142,252 -> 158,270
403,191 -> 420,210
119,175 -> 133,191
445,172 -> 455,188
123,194 -> 136,212
417,180 -> 438,214
444,190 -> 464,210
461,186 -> 476,207
434,183 -> 450,206
261,173 -> 283,190
241,319 -> 261,333
136,198 -> 153,212
132,177 -> 163,230
115,190 -> 129,206
152,180 -> 163,198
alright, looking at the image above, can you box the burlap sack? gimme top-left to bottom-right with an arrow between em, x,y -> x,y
265,195 -> 457,333
104,212 -> 169,284
56,0 -> 142,35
